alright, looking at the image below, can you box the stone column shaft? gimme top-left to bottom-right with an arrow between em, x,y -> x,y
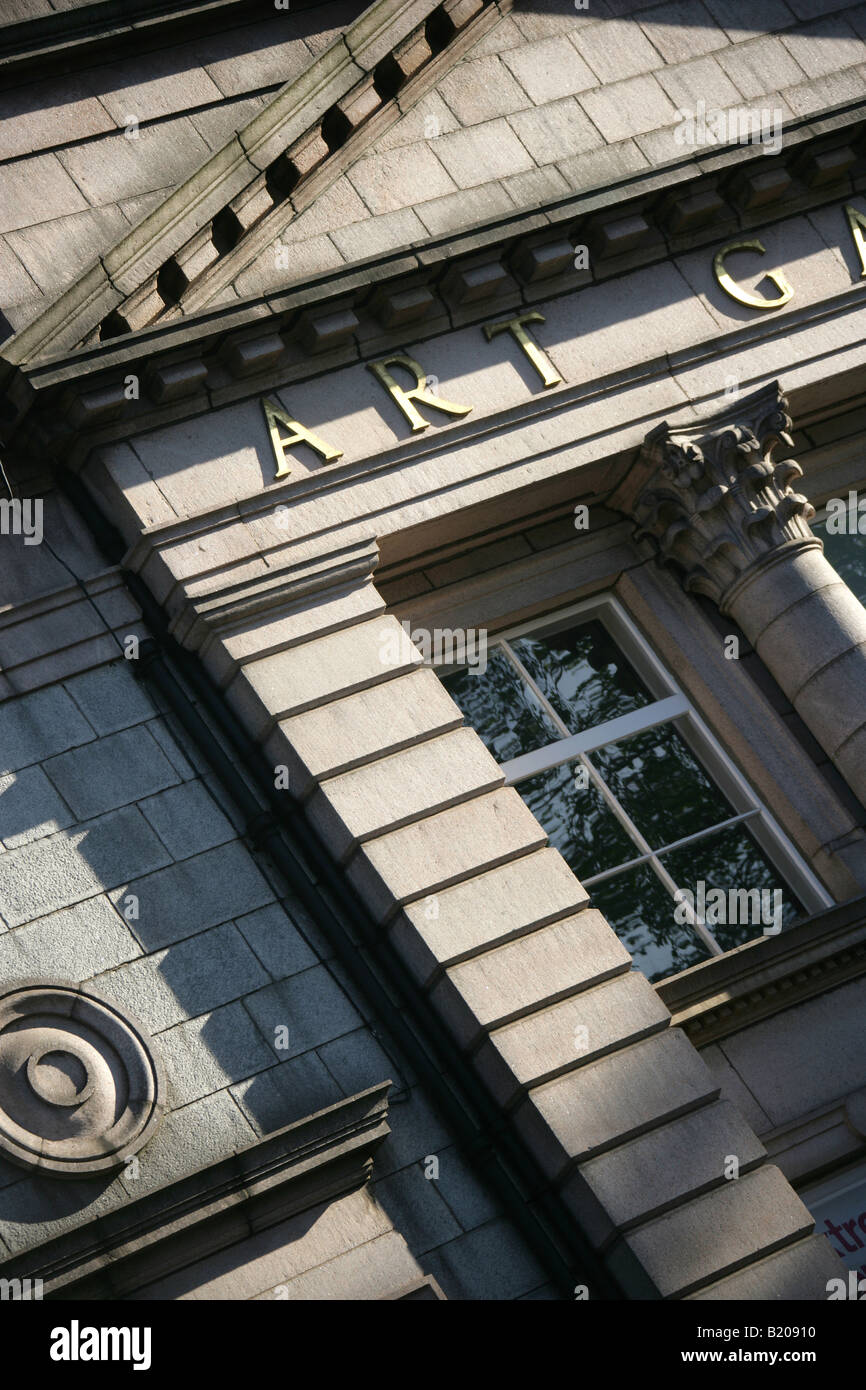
726,544 -> 866,801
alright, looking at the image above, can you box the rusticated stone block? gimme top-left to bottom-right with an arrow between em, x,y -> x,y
228,616 -> 422,734
611,1165 -> 817,1299
688,1233 -> 844,1300
389,848 -> 589,985
564,1099 -> 767,1241
345,788 -> 547,924
472,973 -> 671,1105
305,727 -> 503,862
429,908 -> 632,1049
514,1029 -> 719,1178
266,667 -> 462,797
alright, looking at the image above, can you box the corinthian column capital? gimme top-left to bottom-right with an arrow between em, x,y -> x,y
613,382 -> 818,609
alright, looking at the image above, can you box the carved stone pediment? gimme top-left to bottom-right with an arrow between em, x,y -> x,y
612,382 -> 818,608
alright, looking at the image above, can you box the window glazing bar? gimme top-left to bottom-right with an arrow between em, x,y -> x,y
500,694 -> 690,784
654,808 -> 760,859
497,639 -> 572,739
580,809 -> 759,887
498,638 -> 723,952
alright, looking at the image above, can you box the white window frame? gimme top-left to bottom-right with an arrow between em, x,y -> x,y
440,593 -> 832,957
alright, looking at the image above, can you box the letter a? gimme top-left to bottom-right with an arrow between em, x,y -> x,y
50,1329 -> 70,1362
825,496 -> 847,535
262,398 -> 342,479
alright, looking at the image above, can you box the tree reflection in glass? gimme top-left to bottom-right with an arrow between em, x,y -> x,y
662,824 -> 801,951
510,619 -> 653,732
519,759 -> 635,881
441,647 -> 559,763
439,612 -> 804,980
589,866 -> 713,982
592,724 -> 734,850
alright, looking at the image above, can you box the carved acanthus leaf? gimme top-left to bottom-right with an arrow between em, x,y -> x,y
632,384 -> 816,606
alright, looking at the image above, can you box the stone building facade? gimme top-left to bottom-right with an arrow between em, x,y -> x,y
0,0 -> 865,1302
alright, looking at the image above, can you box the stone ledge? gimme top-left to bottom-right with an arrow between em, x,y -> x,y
607,1164 -> 819,1300
565,1100 -> 767,1247
0,0 -> 247,82
388,847 -> 590,984
686,1232 -> 845,1300
0,1080 -> 391,1297
513,1030 -> 720,1179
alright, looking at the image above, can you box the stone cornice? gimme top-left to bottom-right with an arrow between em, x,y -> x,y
1,0 -> 495,367
44,281 -> 864,617
2,103 -> 864,467
0,1081 -> 391,1295
657,897 -> 866,1048
161,534 -> 381,648
152,0 -> 499,329
0,0 -> 250,84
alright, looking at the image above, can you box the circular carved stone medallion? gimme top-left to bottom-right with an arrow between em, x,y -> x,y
0,981 -> 164,1177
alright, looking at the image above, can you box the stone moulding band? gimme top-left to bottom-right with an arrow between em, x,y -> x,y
1,0 -> 496,368
0,1082 -> 392,1297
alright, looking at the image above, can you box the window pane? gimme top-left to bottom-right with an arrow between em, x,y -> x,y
813,519 -> 866,604
661,824 -> 802,951
517,760 -> 635,880
591,723 -> 734,849
441,647 -> 560,762
510,619 -> 653,733
590,864 -> 713,982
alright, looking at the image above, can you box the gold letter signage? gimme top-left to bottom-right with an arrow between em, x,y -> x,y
262,397 -> 342,479
713,239 -> 794,310
844,204 -> 866,278
366,354 -> 472,433
255,205 -> 866,487
482,312 -> 561,388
